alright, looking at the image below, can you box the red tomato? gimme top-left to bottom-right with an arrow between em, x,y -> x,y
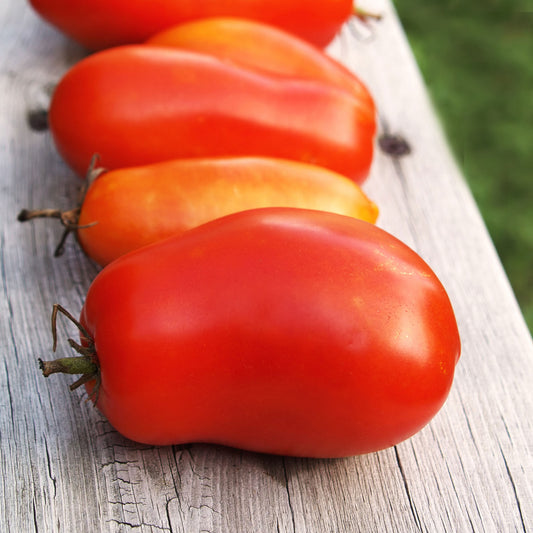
41,208 -> 461,458
146,17 -> 375,110
28,0 -> 353,50
48,46 -> 376,183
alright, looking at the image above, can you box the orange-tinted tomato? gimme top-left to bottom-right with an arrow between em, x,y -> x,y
28,0 -> 353,50
44,208 -> 461,458
146,17 -> 375,110
76,157 -> 378,266
48,46 -> 376,183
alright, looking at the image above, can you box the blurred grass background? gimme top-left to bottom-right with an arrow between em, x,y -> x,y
392,0 -> 533,333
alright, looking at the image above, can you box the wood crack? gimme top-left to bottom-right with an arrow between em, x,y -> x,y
394,446 -> 423,531
187,503 -> 221,516
165,497 -> 179,533
166,446 -> 184,529
499,445 -> 527,533
3,360 -> 15,427
43,438 -> 57,498
1,235 -> 20,366
282,458 -> 296,533
32,498 -> 39,533
106,518 -> 170,531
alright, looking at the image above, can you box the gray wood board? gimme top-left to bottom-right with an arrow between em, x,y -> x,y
1,0 -> 532,531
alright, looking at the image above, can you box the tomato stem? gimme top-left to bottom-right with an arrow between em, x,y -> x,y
39,304 -> 101,396
17,154 -> 104,256
39,356 -> 97,380
353,6 -> 383,21
17,207 -> 80,225
50,303 -> 93,352
18,206 -> 99,256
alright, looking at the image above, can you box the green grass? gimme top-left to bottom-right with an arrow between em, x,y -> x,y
392,0 -> 533,333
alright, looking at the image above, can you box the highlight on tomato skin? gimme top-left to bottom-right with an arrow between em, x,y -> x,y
48,45 -> 376,183
27,0 -> 354,50
40,208 -> 461,458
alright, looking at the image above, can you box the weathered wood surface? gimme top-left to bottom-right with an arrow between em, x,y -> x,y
1,1 -> 532,531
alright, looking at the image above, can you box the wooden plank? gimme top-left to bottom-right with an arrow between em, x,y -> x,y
1,1 -> 532,531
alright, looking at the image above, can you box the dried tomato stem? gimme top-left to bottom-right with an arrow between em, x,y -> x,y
17,154 -> 104,257
18,208 -> 64,222
354,6 -> 383,21
54,227 -> 73,257
17,207 -> 80,225
17,202 -> 98,257
51,303 -> 93,351
17,206 -> 82,257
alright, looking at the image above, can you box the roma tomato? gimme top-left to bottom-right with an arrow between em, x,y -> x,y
146,17 -> 375,110
28,0 -> 353,50
18,157 -> 378,266
48,46 -> 376,183
41,208 -> 461,458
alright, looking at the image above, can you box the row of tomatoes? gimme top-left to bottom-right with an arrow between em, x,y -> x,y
25,2 -> 461,458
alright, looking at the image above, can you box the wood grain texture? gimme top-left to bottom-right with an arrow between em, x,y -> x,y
1,1 -> 532,531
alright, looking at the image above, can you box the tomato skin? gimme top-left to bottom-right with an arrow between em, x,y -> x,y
77,157 -> 378,267
79,208 -> 461,458
146,17 -> 375,110
48,46 -> 375,183
28,0 -> 353,50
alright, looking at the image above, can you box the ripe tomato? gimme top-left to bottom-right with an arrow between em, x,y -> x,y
77,157 -> 378,266
19,157 -> 378,266
48,46 -> 376,183
146,17 -> 375,110
41,208 -> 461,458
28,0 -> 353,50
